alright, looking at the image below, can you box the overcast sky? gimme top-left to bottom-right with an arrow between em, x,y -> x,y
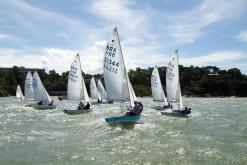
0,0 -> 247,74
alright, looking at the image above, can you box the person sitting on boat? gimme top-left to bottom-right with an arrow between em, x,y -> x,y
48,100 -> 54,106
77,101 -> 84,110
97,99 -> 102,103
38,101 -> 43,105
125,101 -> 143,116
83,102 -> 90,110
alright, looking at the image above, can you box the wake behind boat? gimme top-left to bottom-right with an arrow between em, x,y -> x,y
161,50 -> 191,117
103,28 -> 143,124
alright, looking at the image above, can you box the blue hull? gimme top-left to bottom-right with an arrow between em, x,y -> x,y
105,115 -> 140,124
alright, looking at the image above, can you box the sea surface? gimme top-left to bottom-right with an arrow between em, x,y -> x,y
0,97 -> 246,165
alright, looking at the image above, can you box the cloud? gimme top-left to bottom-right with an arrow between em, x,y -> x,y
0,33 -> 9,40
237,30 -> 247,43
167,0 -> 247,43
181,50 -> 247,66
89,0 -> 146,30
0,40 -> 107,75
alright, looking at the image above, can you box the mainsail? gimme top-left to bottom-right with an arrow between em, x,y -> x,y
16,85 -> 25,100
67,54 -> 83,101
97,80 -> 107,100
90,77 -> 101,101
151,66 -> 168,105
32,71 -> 51,102
103,28 -> 136,107
24,71 -> 34,100
166,50 -> 183,110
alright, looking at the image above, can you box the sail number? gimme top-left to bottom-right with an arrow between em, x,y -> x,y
151,75 -> 158,88
69,65 -> 78,82
104,57 -> 119,74
105,45 -> 116,57
32,78 -> 37,88
104,45 -> 120,74
167,62 -> 175,81
25,78 -> 32,87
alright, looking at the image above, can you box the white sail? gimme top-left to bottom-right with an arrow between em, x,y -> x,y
90,77 -> 101,100
67,54 -> 83,101
103,28 -> 135,107
103,28 -> 129,101
128,77 -> 136,107
82,75 -> 91,104
24,71 -> 34,100
97,80 -> 107,100
32,71 -> 50,102
16,85 -> 25,100
151,66 -> 168,105
166,50 -> 183,110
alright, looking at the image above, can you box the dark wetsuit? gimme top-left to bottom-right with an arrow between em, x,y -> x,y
83,103 -> 90,110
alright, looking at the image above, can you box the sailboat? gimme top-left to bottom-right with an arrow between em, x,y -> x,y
97,80 -> 109,103
16,84 -> 25,101
90,77 -> 102,104
64,53 -> 91,114
104,28 -> 143,124
151,65 -> 169,109
161,50 -> 191,116
24,71 -> 34,100
32,71 -> 57,110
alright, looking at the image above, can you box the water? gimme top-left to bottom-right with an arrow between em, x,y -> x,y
0,97 -> 247,165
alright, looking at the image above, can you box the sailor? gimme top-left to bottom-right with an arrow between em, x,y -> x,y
77,101 -> 84,110
125,101 -> 143,116
97,99 -> 102,103
38,101 -> 42,105
48,100 -> 54,106
83,102 -> 90,110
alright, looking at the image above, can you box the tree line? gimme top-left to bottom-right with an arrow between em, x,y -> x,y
0,65 -> 246,97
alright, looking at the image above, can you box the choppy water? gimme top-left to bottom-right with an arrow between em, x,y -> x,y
0,97 -> 247,165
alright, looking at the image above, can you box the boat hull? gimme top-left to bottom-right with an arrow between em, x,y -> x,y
63,108 -> 92,115
152,106 -> 170,111
161,109 -> 191,117
105,115 -> 140,124
33,104 -> 57,110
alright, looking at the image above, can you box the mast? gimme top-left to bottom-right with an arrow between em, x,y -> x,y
115,27 -> 133,107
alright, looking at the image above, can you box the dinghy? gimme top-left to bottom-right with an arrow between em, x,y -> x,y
104,28 -> 142,124
151,65 -> 169,110
161,50 -> 191,117
97,80 -> 113,104
90,77 -> 102,104
32,71 -> 57,110
64,54 -> 91,114
16,84 -> 25,101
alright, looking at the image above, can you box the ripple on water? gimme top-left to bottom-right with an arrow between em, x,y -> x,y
0,97 -> 247,165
